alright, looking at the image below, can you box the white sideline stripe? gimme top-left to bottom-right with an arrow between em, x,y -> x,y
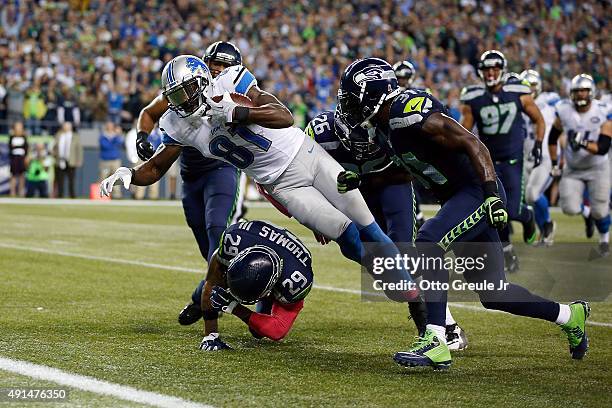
0,357 -> 211,408
1,242 -> 611,329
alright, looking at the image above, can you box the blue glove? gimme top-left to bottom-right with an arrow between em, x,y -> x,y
199,333 -> 232,351
210,286 -> 238,313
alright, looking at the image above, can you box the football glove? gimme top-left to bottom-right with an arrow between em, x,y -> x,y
136,131 -> 155,161
199,333 -> 232,351
550,159 -> 562,178
482,181 -> 508,230
210,286 -> 239,314
568,132 -> 589,152
337,170 -> 361,193
99,167 -> 133,197
206,92 -> 239,124
531,140 -> 543,167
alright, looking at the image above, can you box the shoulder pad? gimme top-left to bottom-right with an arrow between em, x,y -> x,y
502,83 -> 531,94
214,65 -> 257,95
460,85 -> 485,102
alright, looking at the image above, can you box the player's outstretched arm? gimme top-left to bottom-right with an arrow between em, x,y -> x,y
548,117 -> 563,165
244,85 -> 294,128
521,94 -> 545,143
200,253 -> 227,336
422,112 -> 496,184
135,95 -> 169,161
131,144 -> 181,186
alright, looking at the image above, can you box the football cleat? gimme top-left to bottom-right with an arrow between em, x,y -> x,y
446,324 -> 468,351
504,248 -> 520,273
538,220 -> 556,247
178,301 -> 203,326
394,329 -> 452,370
560,301 -> 590,360
523,208 -> 537,244
597,242 -> 610,257
584,215 -> 595,239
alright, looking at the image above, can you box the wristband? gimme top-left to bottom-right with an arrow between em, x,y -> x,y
551,158 -> 558,166
482,180 -> 499,198
233,106 -> 250,124
130,168 -> 135,178
202,309 -> 219,321
136,130 -> 149,140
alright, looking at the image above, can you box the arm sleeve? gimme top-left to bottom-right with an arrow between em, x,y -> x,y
247,300 -> 304,341
596,133 -> 611,155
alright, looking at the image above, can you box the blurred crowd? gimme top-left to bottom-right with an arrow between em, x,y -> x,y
1,0 -> 610,197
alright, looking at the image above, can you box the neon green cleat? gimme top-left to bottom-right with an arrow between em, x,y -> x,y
560,301 -> 590,360
394,329 -> 452,370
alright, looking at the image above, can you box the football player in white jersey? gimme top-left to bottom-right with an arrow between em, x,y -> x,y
520,70 -> 559,245
100,55 -> 417,301
549,74 -> 612,256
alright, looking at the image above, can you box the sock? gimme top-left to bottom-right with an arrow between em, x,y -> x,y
503,243 -> 514,253
336,222 -> 363,264
191,279 -> 206,305
582,204 -> 591,218
555,304 -> 571,325
595,214 -> 611,236
445,307 -> 456,326
426,324 -> 447,344
599,232 -> 609,244
534,195 -> 550,231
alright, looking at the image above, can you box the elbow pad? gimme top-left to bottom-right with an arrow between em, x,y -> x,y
596,134 -> 611,155
548,126 -> 562,146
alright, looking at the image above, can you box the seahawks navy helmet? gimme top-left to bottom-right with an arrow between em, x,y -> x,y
393,60 -> 416,89
337,58 -> 400,130
569,74 -> 595,108
161,55 -> 213,118
203,41 -> 242,76
477,50 -> 507,88
334,110 -> 381,160
226,245 -> 283,304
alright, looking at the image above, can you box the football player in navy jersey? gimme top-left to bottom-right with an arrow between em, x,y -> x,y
134,42 -> 256,325
306,111 -> 467,349
336,57 -> 590,370
197,220 -> 313,350
460,50 -> 544,272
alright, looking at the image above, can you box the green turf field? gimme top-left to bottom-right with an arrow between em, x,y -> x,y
0,201 -> 610,407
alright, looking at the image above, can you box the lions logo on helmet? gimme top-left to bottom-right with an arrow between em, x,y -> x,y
161,55 -> 213,118
478,50 -> 507,88
226,245 -> 283,305
569,74 -> 596,108
520,69 -> 542,97
337,58 -> 400,130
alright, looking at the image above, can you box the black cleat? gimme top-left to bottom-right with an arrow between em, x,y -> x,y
597,242 -> 610,257
446,324 -> 468,351
504,248 -> 520,273
178,302 -> 203,326
523,208 -> 537,244
584,215 -> 595,239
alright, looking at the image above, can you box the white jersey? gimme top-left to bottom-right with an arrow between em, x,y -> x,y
523,93 -> 558,160
159,66 -> 305,184
555,98 -> 611,170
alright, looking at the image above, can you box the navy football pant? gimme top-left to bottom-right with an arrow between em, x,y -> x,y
182,166 -> 240,263
416,180 -> 559,327
495,158 -> 532,243
362,182 -> 415,244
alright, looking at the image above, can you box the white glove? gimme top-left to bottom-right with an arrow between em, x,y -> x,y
99,167 -> 133,197
206,92 -> 238,124
199,332 -> 232,351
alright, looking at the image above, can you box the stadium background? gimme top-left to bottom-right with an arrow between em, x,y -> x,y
0,0 -> 609,197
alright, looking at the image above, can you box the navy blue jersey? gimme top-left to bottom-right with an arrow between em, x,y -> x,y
180,147 -> 231,181
460,80 -> 531,161
217,220 -> 313,304
306,111 -> 391,175
377,89 -> 479,202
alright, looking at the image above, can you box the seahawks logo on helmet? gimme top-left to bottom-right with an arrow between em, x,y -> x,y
353,66 -> 396,86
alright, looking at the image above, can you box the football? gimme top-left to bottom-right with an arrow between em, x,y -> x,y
210,92 -> 255,107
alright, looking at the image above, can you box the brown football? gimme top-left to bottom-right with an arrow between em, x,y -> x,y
210,92 -> 255,107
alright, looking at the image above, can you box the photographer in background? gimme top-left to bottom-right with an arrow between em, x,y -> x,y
25,143 -> 50,198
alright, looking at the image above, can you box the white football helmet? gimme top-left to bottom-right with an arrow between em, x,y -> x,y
161,55 -> 213,117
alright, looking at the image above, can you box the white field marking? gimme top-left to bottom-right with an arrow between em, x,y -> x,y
1,242 -> 611,328
0,357 -> 212,408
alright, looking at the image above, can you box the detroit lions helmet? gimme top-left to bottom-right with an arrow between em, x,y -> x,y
161,55 -> 213,117
393,60 -> 416,89
477,50 -> 507,87
226,245 -> 283,304
337,58 -> 400,130
569,74 -> 595,108
334,110 -> 381,160
520,69 -> 542,97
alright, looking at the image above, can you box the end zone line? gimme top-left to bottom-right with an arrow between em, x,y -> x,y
0,357 -> 212,408
1,242 -> 610,328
